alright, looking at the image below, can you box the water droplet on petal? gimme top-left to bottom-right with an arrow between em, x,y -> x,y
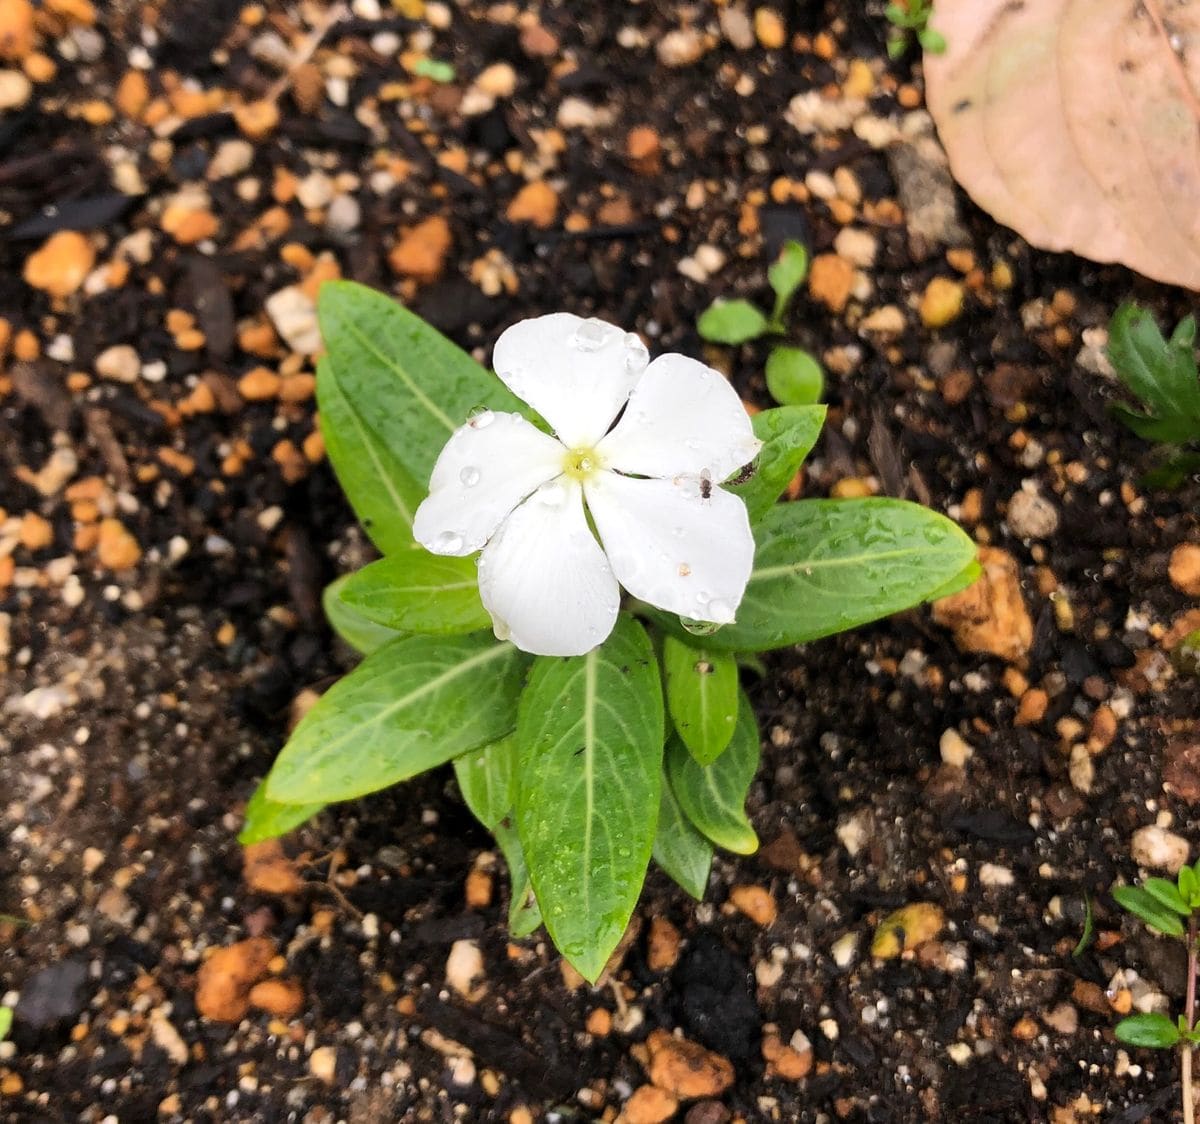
467,407 -> 495,429
707,598 -> 735,623
680,617 -> 720,637
572,318 -> 610,352
433,530 -> 465,553
538,481 -> 567,507
459,466 -> 481,487
492,615 -> 512,641
623,332 -> 649,374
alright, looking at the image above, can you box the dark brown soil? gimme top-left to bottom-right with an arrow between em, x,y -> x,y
3,3 -> 1200,1122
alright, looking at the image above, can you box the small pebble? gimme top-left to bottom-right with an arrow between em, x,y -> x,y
1130,825 -> 1189,873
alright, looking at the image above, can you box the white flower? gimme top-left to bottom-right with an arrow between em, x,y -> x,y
413,313 -> 762,657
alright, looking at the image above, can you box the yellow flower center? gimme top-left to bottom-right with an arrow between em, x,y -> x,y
562,445 -> 603,481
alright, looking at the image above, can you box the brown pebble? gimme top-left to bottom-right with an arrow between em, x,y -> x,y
237,366 -> 281,401
247,977 -> 304,1019
96,518 -> 141,571
520,21 -> 558,57
1165,737 -> 1200,804
242,839 -> 302,895
18,511 -> 52,550
932,547 -> 1032,666
646,1029 -> 735,1099
1015,688 -> 1048,726
762,1032 -> 813,1080
807,253 -> 855,313
195,937 -> 276,1021
233,99 -> 280,140
626,126 -> 662,176
464,868 -> 493,909
23,230 -> 94,298
585,1007 -> 612,1037
1011,1015 -> 1039,1041
388,215 -> 453,283
114,69 -> 149,118
729,884 -> 777,927
622,1085 -> 679,1124
506,181 -> 559,228
0,0 -> 34,61
647,915 -> 681,972
1170,544 -> 1200,597
161,204 -> 219,245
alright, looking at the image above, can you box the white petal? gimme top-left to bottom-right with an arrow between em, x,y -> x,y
491,313 -> 649,448
478,479 -> 620,656
584,472 -> 754,623
596,352 -> 761,482
414,411 -> 565,556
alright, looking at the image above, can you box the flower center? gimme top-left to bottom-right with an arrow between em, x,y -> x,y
562,445 -> 603,481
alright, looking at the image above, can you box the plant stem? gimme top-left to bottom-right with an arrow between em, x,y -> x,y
1185,915 -> 1197,1124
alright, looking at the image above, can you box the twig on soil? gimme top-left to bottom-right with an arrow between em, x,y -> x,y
264,3 -> 350,106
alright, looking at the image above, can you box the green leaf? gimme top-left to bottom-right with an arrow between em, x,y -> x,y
765,346 -> 824,407
323,575 -> 405,656
454,735 -> 517,832
663,498 -> 977,653
317,356 -> 425,556
652,781 -> 714,899
318,281 -> 525,490
413,57 -> 456,82
266,634 -> 527,805
515,615 -> 664,982
339,554 -> 489,635
666,691 -> 760,854
768,241 -> 810,323
0,1006 -> 12,1042
697,299 -> 770,345
1115,1012 -> 1182,1049
1180,863 -> 1200,909
239,778 -> 324,844
924,559 -> 982,602
1143,876 -> 1191,916
1112,885 -> 1186,937
1072,892 -> 1095,958
726,404 -> 826,523
662,635 -> 739,765
918,27 -> 947,53
1107,303 -> 1200,445
494,821 -> 542,938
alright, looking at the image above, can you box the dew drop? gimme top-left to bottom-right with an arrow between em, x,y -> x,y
459,466 -> 481,487
492,616 -> 512,642
680,617 -> 720,637
572,318 -> 610,352
433,530 -> 465,553
467,407 -> 495,429
623,332 -> 649,374
707,598 -> 735,623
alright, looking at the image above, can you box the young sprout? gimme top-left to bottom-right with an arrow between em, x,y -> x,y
885,0 -> 946,59
697,240 -> 824,407
1112,858 -> 1200,1124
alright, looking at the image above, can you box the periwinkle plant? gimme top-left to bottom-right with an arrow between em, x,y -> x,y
243,282 -> 978,980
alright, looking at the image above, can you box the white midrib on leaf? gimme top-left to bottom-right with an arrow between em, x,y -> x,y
752,545 -> 927,582
341,316 -> 457,432
581,648 -> 598,927
309,641 -> 509,758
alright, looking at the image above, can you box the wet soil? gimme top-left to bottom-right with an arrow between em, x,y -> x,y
3,2 -> 1200,1122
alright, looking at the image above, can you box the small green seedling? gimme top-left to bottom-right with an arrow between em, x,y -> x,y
1107,302 -> 1200,488
1111,861 -> 1200,1124
0,1006 -> 11,1042
697,241 -> 825,407
412,57 -> 456,83
885,0 -> 946,59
